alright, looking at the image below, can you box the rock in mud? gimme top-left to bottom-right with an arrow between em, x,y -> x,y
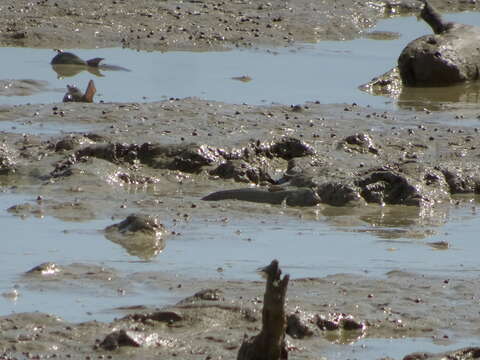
398,1 -> 480,86
104,214 -> 169,260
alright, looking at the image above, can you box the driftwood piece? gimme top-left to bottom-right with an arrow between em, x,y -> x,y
237,260 -> 289,360
398,0 -> 480,86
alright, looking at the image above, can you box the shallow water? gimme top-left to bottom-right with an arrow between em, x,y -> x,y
325,337 -> 479,360
1,191 -> 480,323
1,12 -> 480,109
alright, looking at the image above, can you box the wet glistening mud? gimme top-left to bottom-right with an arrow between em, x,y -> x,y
2,0 -> 480,359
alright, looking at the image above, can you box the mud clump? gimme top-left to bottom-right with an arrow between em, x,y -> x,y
340,133 -> 379,155
0,143 -> 18,175
286,311 -> 316,339
123,311 -> 183,324
403,347 -> 480,360
99,329 -> 161,350
104,214 -> 169,260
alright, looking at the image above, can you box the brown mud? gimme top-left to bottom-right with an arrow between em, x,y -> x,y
3,269 -> 480,359
2,97 -> 480,359
2,0 -> 480,359
1,0 -> 479,51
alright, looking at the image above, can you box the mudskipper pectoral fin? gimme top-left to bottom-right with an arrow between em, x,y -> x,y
83,80 -> 96,103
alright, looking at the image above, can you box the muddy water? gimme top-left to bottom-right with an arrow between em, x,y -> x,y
2,12 -> 480,109
325,337 -> 479,360
2,188 -> 480,323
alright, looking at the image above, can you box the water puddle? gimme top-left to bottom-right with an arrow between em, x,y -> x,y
1,12 -> 480,109
325,337 -> 479,360
1,191 -> 480,322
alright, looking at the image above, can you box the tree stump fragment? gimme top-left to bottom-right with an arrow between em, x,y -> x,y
237,259 -> 289,360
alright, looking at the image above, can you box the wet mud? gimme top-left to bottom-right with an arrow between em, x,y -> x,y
1,0 -> 479,52
1,96 -> 480,358
3,269 -> 480,359
2,0 -> 480,358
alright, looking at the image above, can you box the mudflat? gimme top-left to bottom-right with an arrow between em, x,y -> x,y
1,0 -> 480,359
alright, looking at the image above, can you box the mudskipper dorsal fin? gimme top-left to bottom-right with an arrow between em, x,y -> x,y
86,57 -> 104,67
83,80 -> 96,103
